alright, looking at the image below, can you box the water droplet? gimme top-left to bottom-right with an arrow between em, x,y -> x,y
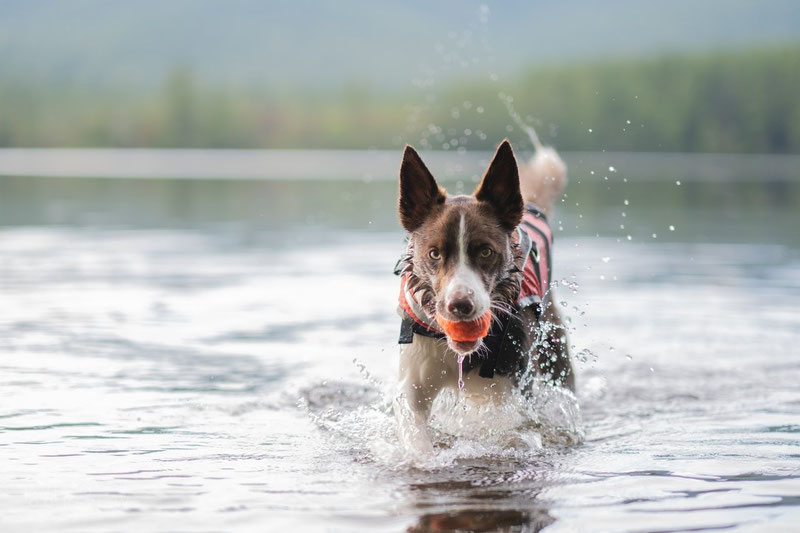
609,166 -> 616,172
457,354 -> 465,390
602,256 -> 610,263
676,180 -> 681,186
669,225 -> 675,231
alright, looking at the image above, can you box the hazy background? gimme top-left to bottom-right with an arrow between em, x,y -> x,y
1,0 -> 799,153
1,0 -> 799,244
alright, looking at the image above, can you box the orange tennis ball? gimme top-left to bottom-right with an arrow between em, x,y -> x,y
436,311 -> 492,342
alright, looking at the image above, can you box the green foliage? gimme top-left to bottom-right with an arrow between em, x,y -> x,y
0,45 -> 798,152
426,46 -> 800,153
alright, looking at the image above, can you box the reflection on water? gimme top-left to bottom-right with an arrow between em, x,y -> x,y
1,168 -> 799,531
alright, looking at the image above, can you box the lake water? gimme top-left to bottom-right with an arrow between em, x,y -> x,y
1,158 -> 799,532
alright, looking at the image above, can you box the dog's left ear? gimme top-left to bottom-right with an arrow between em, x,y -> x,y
474,139 -> 523,231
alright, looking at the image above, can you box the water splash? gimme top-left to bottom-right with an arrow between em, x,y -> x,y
300,371 -> 583,470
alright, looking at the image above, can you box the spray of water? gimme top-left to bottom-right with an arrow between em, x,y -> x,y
300,369 -> 584,469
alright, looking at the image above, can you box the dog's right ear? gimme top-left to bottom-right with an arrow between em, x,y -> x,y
474,139 -> 523,231
398,145 -> 446,232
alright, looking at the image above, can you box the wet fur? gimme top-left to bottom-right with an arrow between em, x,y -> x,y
395,139 -> 573,453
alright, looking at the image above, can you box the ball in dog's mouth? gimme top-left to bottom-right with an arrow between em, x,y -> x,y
436,311 -> 492,354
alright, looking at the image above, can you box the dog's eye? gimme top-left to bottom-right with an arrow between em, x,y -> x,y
479,246 -> 493,258
428,248 -> 441,260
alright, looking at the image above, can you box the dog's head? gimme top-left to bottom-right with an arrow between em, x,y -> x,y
398,140 -> 524,354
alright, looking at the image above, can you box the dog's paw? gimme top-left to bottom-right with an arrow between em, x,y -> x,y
394,398 -> 435,456
399,424 -> 435,456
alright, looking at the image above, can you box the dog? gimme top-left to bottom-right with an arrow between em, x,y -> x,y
394,138 -> 574,453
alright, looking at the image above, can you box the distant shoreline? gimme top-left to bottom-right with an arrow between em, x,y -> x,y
1,148 -> 798,182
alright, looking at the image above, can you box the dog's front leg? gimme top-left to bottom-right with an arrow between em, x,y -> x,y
395,335 -> 451,454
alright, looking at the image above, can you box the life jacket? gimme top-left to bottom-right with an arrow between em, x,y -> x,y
395,203 -> 554,378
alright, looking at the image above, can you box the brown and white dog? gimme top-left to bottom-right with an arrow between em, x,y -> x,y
394,139 -> 574,453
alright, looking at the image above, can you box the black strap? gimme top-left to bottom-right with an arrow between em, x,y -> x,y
524,203 -> 549,223
398,313 -> 444,344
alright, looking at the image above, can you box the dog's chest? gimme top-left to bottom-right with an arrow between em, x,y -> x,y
401,334 -> 518,400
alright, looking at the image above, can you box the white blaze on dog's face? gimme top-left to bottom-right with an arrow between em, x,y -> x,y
441,212 -> 491,321
398,140 -> 524,354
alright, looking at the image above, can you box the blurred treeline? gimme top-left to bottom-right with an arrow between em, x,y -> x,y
1,45 -> 798,153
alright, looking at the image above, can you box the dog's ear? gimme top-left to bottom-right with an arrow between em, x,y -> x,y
398,145 -> 446,232
474,139 -> 523,231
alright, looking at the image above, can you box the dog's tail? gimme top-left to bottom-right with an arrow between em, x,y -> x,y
517,125 -> 567,218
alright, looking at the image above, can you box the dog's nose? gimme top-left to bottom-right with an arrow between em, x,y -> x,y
447,295 -> 475,318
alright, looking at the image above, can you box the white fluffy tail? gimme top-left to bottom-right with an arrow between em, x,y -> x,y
518,125 -> 567,217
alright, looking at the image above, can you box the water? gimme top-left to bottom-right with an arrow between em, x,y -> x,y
1,171 -> 799,532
